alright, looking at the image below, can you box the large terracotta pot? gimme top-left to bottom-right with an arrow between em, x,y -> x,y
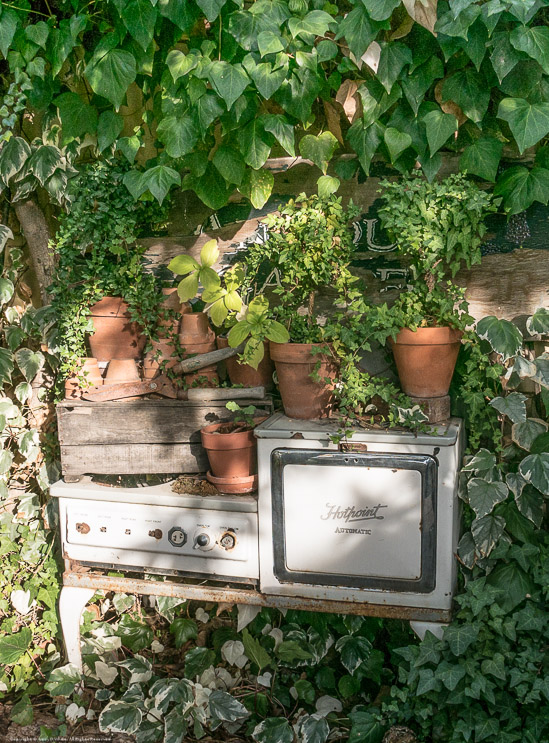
217,337 -> 274,390
201,420 -> 260,493
269,342 -> 338,419
65,357 -> 102,399
390,327 -> 463,398
180,313 -> 218,387
88,297 -> 145,361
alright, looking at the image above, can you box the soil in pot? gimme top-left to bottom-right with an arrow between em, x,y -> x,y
269,342 -> 338,419
390,326 -> 463,398
217,336 -> 274,390
89,297 -> 146,361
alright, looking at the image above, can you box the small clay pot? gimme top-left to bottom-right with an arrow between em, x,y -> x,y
65,357 -> 103,399
200,421 -> 258,480
179,312 -> 215,346
217,337 -> 274,390
157,288 -> 191,333
143,339 -> 180,380
269,342 -> 338,419
89,297 -> 146,361
104,358 -> 141,386
390,327 -> 463,398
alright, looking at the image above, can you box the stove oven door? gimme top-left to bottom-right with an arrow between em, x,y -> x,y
271,449 -> 437,593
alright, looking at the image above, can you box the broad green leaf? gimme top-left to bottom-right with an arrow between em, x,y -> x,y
276,640 -> 313,663
335,7 -> 385,61
299,132 -> 339,174
301,715 -> 330,743
490,31 -> 522,84
288,10 -> 336,39
27,145 -> 62,186
238,119 -> 272,169
262,114 -> 295,156
526,307 -> 549,335
442,68 -> 489,123
497,98 -> 549,154
177,273 -> 199,302
0,449 -> 13,475
10,695 -> 33,726
474,718 -> 500,743
467,478 -> 509,518
459,17 -> 488,71
335,635 -> 372,675
443,623 -> 479,656
476,316 -> 523,360
4,325 -> 25,353
141,165 -> 181,204
200,239 -> 219,268
275,67 -> 320,122
489,392 -> 527,423
494,165 -> 549,215
435,661 -> 466,691
422,109 -> 458,156
384,127 -> 412,162
246,58 -> 287,100
0,136 -> 31,184
97,112 -> 124,153
116,615 -> 153,651
228,321 -> 251,348
512,418 -> 548,450
347,120 -> 384,175
15,348 -> 44,382
191,162 -> 232,209
487,561 -> 535,611
317,39 -> 338,62
471,513 -> 506,557
166,49 -> 199,82
360,0 -> 400,21
55,92 -> 98,142
515,483 -> 544,526
209,690 -> 249,722
15,382 -> 32,404
459,137 -> 502,182
195,91 -> 224,131
123,0 -> 158,51
377,42 -> 412,93
347,708 -> 384,743
0,7 -> 19,59
47,20 -> 79,78
0,278 -> 14,305
208,62 -> 250,110
257,31 -> 284,57
117,136 -> 141,164
0,224 -> 13,253
157,114 -> 199,158
196,0 -> 227,22
44,663 -> 81,696
519,452 -> 549,495
164,708 -> 187,743
213,146 -> 245,186
239,168 -> 274,209
242,628 -> 271,671
99,701 -> 143,735
158,0 -> 200,31
434,6 -> 481,38
533,356 -> 549,388
85,48 -> 137,110
184,646 -> 215,678
510,24 -> 549,74
317,175 -> 340,198
253,718 -> 293,743
402,57 -> 444,115
0,347 -> 14,384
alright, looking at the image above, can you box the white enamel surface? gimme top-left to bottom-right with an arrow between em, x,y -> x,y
282,464 -> 422,579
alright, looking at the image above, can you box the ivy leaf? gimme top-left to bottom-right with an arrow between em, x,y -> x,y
317,175 -> 340,198
123,0 -> 157,51
166,49 -> 199,82
360,0 -> 400,21
384,127 -> 412,162
512,419 -> 548,451
335,635 -> 372,675
377,42 -> 412,93
276,640 -> 313,664
116,615 -> 153,651
497,98 -> 549,154
196,0 -> 227,22
141,165 -> 181,205
489,392 -> 527,423
515,483 -> 544,526
435,662 -> 466,692
301,715 -> 330,743
402,57 -> 444,115
494,165 -> 549,215
239,168 -> 274,209
55,92 -> 98,142
459,137 -> 502,182
99,701 -> 143,735
347,120 -> 384,175
335,7 -> 383,61
0,224 -> 13,253
526,307 -> 549,335
47,18 -> 82,78
317,39 -> 338,62
213,145 -> 245,186
15,349 -> 44,383
0,7 -> 19,59
471,513 -> 506,557
97,112 -> 124,153
241,628 -> 271,671
347,708 -> 384,743
44,663 -> 82,696
15,382 -> 33,404
262,114 -> 295,157
490,31 -> 522,84
246,59 -> 287,100
184,646 -> 216,678
208,62 -> 250,110
27,145 -> 62,186
442,68 -> 489,123
157,114 -> 199,158
487,561 -> 535,612
253,718 -> 293,743
257,31 -> 284,57
443,624 -> 479,656
467,478 -> 509,519
85,47 -> 137,110
510,24 -> 549,74
0,347 -> 14,385
299,132 -> 339,174
195,92 -> 224,131
0,136 -> 32,185
476,316 -> 523,360
288,11 -> 336,39
0,449 -> 13,475
191,162 -> 232,209
158,0 -> 200,31
0,277 -> 14,305
422,109 -> 458,156
519,453 -> 549,495
434,6 -> 481,38
209,690 -> 249,722
238,119 -> 272,169
169,618 -> 198,648
117,136 -> 141,164
275,67 -> 320,123
0,626 -> 31,665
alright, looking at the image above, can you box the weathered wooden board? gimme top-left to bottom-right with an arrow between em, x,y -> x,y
57,398 -> 273,478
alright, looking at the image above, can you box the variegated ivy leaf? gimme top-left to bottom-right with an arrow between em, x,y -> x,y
209,689 -> 249,723
44,664 -> 82,697
476,316 -> 523,360
14,382 -> 32,405
14,349 -> 44,383
462,448 -> 497,475
94,661 -> 118,686
526,307 -> 549,336
533,355 -> 549,388
519,453 -> 549,495
117,654 -> 153,685
506,472 -> 527,498
0,278 -> 14,305
512,418 -> 548,451
99,701 -> 142,735
221,640 -> 247,668
471,513 -> 506,557
0,223 -> 13,253
155,595 -> 185,623
467,478 -> 509,519
18,429 -> 40,463
489,392 -> 527,423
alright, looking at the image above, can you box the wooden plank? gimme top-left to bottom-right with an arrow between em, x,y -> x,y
60,443 -> 207,476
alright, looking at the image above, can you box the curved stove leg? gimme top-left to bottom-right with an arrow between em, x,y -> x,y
59,586 -> 95,670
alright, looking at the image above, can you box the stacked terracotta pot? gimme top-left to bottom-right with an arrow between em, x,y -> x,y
143,289 -> 190,385
64,357 -> 103,399
180,313 -> 218,387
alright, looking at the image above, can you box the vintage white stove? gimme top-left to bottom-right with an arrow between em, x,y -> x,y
52,414 -> 464,669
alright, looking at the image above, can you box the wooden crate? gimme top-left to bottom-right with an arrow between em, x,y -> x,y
57,398 -> 273,481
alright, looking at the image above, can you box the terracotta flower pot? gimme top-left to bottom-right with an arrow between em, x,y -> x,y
201,420 -> 260,493
104,358 -> 141,386
390,327 -> 463,398
65,357 -> 102,399
143,339 -> 180,380
205,471 -> 258,495
89,297 -> 145,361
180,313 -> 218,387
217,337 -> 274,390
270,342 -> 338,419
157,288 -> 191,333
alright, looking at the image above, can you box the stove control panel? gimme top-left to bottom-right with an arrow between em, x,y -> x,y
65,498 -> 255,564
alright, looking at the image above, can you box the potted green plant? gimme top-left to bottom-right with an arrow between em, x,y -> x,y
200,402 -> 265,494
374,172 -> 499,399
